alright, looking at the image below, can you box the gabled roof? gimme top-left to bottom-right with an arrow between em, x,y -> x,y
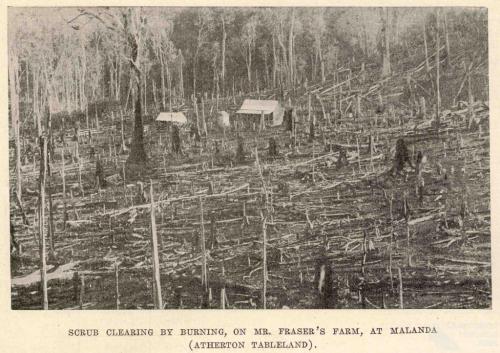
236,99 -> 280,115
156,112 -> 187,124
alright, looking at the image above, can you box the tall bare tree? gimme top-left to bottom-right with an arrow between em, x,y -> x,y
443,10 -> 451,67
241,15 -> 258,91
423,19 -> 430,72
192,8 -> 213,96
381,7 -> 392,77
8,29 -> 22,199
69,8 -> 149,172
435,8 -> 441,129
288,8 -> 296,87
219,9 -> 234,96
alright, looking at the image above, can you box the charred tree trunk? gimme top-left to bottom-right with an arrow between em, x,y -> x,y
127,78 -> 148,171
126,24 -> 148,175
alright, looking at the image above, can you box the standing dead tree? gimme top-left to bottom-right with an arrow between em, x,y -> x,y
435,8 -> 441,130
254,146 -> 273,308
423,19 -> 430,73
38,135 -> 49,310
8,38 -> 22,200
199,196 -> 209,299
149,182 -> 163,309
68,8 -> 149,176
380,8 -> 392,77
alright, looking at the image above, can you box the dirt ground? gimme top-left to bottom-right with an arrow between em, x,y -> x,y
10,97 -> 490,310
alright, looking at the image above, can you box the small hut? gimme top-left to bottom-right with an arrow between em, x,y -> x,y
235,99 -> 284,130
156,112 -> 188,125
156,112 -> 188,134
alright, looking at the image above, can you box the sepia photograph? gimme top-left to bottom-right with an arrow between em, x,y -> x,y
8,6 -> 490,310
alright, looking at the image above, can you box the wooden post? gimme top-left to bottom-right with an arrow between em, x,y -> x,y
75,138 -> 80,163
199,196 -> 208,292
348,69 -> 352,91
398,267 -> 404,309
47,175 -> 55,256
120,109 -> 126,152
169,73 -> 173,113
73,272 -> 80,304
355,93 -> 362,120
95,105 -> 100,130
150,181 -> 163,309
39,135 -> 48,310
369,134 -> 374,172
312,141 -> 316,183
122,162 -> 127,203
399,193 -> 410,265
194,95 -> 201,135
208,288 -> 213,305
262,218 -> 268,309
108,136 -> 112,158
78,160 -> 84,196
361,231 -> 367,276
356,137 -> 361,173
115,262 -> 120,310
113,144 -> 118,169
389,196 -> 394,292
293,111 -> 297,151
406,222 -> 412,267
232,76 -> 236,105
70,189 -> 78,220
61,142 -> 67,230
220,288 -> 226,309
419,96 -> 426,118
79,273 -> 85,309
85,104 -> 90,133
201,96 -> 208,136
242,201 -> 249,226
307,93 -> 311,126
467,62 -> 475,127
317,95 -> 327,126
